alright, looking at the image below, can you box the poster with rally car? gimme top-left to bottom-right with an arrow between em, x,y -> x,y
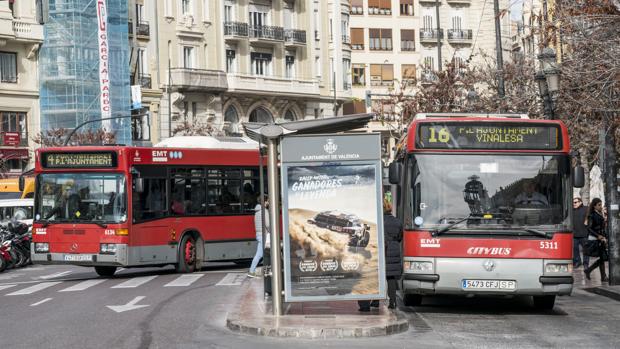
281,134 -> 386,302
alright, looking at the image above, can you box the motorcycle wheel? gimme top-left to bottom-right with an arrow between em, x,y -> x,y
0,256 -> 5,272
7,249 -> 17,269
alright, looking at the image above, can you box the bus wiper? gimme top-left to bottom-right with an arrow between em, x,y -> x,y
431,215 -> 482,237
92,221 -> 108,228
522,228 -> 551,239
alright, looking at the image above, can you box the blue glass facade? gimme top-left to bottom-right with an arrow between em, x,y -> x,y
39,0 -> 131,145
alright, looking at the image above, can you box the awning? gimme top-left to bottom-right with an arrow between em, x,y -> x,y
0,148 -> 29,160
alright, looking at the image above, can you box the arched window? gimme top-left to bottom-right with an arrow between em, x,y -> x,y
284,109 -> 296,121
249,107 -> 273,123
224,105 -> 240,136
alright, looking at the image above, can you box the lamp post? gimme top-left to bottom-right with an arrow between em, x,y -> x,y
535,47 -> 560,120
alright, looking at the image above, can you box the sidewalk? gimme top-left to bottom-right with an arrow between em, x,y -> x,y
573,261 -> 620,301
226,277 -> 409,339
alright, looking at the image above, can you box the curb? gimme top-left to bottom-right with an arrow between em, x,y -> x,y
585,287 -> 620,302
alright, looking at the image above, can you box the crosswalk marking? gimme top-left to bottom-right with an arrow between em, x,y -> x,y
30,298 -> 53,306
6,282 -> 62,296
0,284 -> 16,291
39,271 -> 72,280
59,279 -> 106,292
164,274 -> 204,287
111,276 -> 158,289
216,272 -> 246,286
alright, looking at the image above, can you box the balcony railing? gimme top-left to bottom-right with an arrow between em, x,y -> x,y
447,29 -> 473,43
250,25 -> 284,41
421,70 -> 438,84
170,68 -> 228,91
342,35 -> 351,44
352,44 -> 364,50
10,20 -> 43,42
136,21 -> 150,38
224,21 -> 249,37
284,29 -> 306,45
343,82 -> 351,90
419,29 -> 444,43
227,73 -> 319,97
139,74 -> 151,89
447,0 -> 472,4
0,132 -> 28,147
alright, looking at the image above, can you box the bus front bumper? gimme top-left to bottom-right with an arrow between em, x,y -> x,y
31,244 -> 128,267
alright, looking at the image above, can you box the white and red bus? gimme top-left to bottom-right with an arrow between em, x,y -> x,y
389,113 -> 584,310
31,136 -> 264,276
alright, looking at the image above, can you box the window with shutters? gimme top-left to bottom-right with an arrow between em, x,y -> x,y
251,52 -> 272,76
351,28 -> 364,50
370,64 -> 393,86
352,64 -> 365,86
401,29 -> 415,51
402,64 -> 416,84
369,28 -> 392,51
285,53 -> 295,79
226,49 -> 236,73
0,52 -> 17,83
351,0 -> 363,15
399,0 -> 413,16
368,0 -> 391,15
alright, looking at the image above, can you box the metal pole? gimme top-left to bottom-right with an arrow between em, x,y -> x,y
333,71 -> 337,115
493,0 -> 505,98
267,138 -> 283,315
603,111 -> 620,285
435,0 -> 442,71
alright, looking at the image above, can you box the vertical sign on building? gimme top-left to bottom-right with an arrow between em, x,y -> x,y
97,0 -> 111,129
281,134 -> 386,302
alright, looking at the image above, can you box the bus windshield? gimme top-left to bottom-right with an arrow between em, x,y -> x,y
406,154 -> 570,232
35,173 -> 127,224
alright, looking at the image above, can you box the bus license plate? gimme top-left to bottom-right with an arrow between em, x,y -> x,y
64,254 -> 93,262
462,279 -> 516,290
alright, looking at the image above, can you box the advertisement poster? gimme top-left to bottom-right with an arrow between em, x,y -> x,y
281,134 -> 385,302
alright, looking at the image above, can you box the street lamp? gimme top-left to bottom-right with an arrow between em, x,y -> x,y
535,47 -> 560,119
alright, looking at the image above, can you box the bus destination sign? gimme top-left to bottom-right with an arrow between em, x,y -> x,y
42,152 -> 117,168
416,123 -> 560,150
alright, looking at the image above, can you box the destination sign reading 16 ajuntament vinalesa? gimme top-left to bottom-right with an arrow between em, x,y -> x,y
416,123 -> 561,150
42,152 -> 117,168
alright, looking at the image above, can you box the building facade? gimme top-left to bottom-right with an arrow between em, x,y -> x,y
135,0 -> 352,144
0,0 -> 43,175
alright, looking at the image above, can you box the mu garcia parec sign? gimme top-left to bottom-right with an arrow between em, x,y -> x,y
416,122 -> 561,150
280,134 -> 386,302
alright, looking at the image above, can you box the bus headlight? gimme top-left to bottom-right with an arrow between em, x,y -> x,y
34,243 -> 49,253
405,261 -> 433,273
545,263 -> 572,274
100,244 -> 117,254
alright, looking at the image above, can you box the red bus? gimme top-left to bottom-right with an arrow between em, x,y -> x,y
31,136 -> 263,276
388,113 -> 584,310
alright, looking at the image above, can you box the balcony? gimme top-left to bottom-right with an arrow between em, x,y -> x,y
224,21 -> 249,39
250,25 -> 284,42
0,18 -> 44,43
0,132 -> 28,147
447,0 -> 471,4
284,29 -> 306,46
342,35 -> 351,45
447,29 -> 473,44
139,74 -> 151,89
227,74 -> 319,97
136,21 -> 150,38
419,29 -> 444,44
170,68 -> 228,92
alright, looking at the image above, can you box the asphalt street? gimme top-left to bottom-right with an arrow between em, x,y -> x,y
0,263 -> 619,349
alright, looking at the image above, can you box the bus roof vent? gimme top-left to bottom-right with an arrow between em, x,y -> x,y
414,113 -> 529,120
154,136 -> 259,150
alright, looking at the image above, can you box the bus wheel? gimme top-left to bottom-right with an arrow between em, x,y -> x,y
177,235 -> 196,273
533,295 -> 555,310
94,266 -> 117,277
403,294 -> 423,307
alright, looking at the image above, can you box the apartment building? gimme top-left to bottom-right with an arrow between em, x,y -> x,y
135,0 -> 351,143
0,0 -> 43,175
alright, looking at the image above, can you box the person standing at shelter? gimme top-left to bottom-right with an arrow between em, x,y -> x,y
248,195 -> 268,278
572,197 -> 589,268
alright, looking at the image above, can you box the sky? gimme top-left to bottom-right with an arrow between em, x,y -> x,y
510,0 -> 524,21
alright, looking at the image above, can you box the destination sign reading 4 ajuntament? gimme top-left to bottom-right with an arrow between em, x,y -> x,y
416,123 -> 561,150
42,152 -> 117,168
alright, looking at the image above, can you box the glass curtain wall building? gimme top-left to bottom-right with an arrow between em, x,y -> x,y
39,0 -> 131,145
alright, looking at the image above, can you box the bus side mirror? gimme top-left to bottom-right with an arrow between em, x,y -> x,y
18,176 -> 25,192
388,162 -> 401,185
573,166 -> 585,188
135,178 -> 144,193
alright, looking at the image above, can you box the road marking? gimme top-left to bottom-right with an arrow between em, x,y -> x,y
6,282 -> 62,296
106,296 -> 149,313
0,284 -> 16,291
30,298 -> 53,307
0,273 -> 24,280
164,274 -> 204,287
21,267 -> 48,272
111,276 -> 157,289
39,271 -> 72,280
216,272 -> 246,286
59,279 -> 106,292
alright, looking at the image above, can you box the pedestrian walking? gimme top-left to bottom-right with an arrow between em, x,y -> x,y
359,196 -> 403,311
572,197 -> 589,268
584,198 -> 608,282
248,195 -> 268,278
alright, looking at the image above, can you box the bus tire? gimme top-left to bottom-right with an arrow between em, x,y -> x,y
403,294 -> 423,307
94,266 -> 117,277
177,234 -> 197,273
533,295 -> 555,310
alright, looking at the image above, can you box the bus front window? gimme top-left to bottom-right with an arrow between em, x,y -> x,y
36,173 -> 127,224
407,154 -> 570,232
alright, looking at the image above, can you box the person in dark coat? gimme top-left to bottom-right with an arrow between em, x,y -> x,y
572,197 -> 589,268
359,197 -> 403,311
584,198 -> 608,282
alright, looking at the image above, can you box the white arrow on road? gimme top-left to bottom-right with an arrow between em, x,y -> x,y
106,296 -> 149,313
